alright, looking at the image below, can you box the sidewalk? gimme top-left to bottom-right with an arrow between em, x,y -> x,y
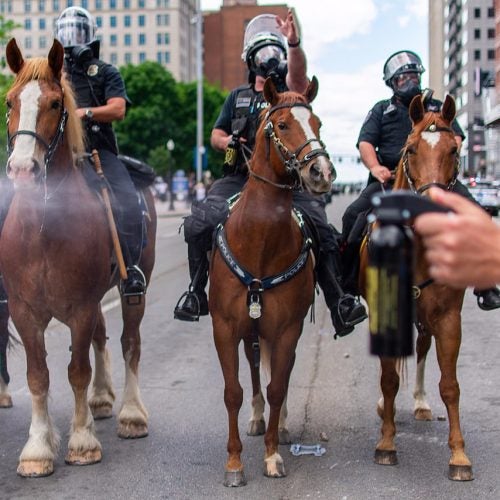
154,198 -> 191,218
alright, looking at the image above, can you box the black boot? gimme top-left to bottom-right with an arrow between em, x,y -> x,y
474,287 -> 500,311
119,220 -> 147,299
174,243 -> 209,321
120,265 -> 146,297
317,251 -> 367,338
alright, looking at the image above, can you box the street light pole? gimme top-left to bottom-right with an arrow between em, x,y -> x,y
166,139 -> 175,211
195,0 -> 203,183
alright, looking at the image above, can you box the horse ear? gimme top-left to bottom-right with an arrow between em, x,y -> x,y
48,39 -> 65,79
6,38 -> 24,74
263,77 -> 279,106
409,94 -> 425,125
304,76 -> 319,103
441,94 -> 456,124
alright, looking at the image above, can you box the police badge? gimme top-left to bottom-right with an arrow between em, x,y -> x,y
87,64 -> 98,76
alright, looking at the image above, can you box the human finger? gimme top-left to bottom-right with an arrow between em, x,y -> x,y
428,187 -> 485,217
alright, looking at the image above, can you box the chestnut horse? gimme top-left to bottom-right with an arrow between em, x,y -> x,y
209,77 -> 334,487
360,94 -> 472,481
0,39 -> 156,477
0,276 -> 12,408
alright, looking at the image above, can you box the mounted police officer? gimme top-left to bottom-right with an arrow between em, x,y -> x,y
342,49 -> 500,310
55,6 -> 146,298
174,11 -> 367,338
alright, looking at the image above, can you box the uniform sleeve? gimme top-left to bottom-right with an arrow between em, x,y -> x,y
356,102 -> 384,149
213,91 -> 236,134
102,64 -> 130,103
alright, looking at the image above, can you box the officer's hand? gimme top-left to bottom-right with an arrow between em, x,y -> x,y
276,9 -> 299,44
371,165 -> 392,183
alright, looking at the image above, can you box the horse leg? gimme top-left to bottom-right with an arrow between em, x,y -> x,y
10,301 -> 59,477
65,307 -> 102,466
89,305 -> 115,419
263,332 -> 300,479
374,358 -> 399,466
434,323 -> 473,481
118,297 -> 148,438
413,330 -> 433,421
214,325 -> 246,487
243,338 -> 266,437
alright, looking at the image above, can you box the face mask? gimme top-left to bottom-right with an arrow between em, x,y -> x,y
394,80 -> 421,106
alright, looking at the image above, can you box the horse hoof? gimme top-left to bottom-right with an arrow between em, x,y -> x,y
448,464 -> 474,481
264,461 -> 286,478
65,448 -> 102,465
247,418 -> 265,436
91,402 -> 113,420
414,408 -> 433,421
223,470 -> 247,487
17,459 -> 54,477
278,428 -> 291,445
374,449 -> 398,465
118,422 -> 148,439
0,394 -> 13,408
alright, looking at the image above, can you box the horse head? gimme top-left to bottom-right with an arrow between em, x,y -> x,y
396,94 -> 460,194
259,76 -> 334,193
5,38 -> 84,189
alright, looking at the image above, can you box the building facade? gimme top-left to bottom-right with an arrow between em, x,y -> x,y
433,0 -> 497,178
203,0 -> 290,91
0,0 -> 197,82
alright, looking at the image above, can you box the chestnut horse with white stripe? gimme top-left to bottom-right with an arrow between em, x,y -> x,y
359,94 -> 472,481
0,39 -> 156,477
209,77 -> 334,486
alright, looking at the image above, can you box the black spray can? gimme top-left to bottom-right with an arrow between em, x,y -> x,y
366,223 -> 414,357
222,134 -> 240,175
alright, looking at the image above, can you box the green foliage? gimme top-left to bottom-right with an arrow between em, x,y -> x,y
115,62 -> 228,179
0,73 -> 13,170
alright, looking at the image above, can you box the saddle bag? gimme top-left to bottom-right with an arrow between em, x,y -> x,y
118,154 -> 156,189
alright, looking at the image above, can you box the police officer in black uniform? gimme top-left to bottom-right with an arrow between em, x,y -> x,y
342,49 -> 500,310
55,7 -> 146,297
174,11 -> 367,338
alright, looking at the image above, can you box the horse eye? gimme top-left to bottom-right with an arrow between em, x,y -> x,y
277,122 -> 286,130
450,146 -> 458,155
6,100 -> 12,109
51,101 -> 61,110
407,145 -> 416,154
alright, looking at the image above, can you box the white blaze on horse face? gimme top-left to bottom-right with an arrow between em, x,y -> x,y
8,81 -> 43,179
421,131 -> 441,149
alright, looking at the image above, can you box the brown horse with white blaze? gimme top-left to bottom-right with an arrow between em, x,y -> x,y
0,39 -> 156,477
209,77 -> 334,486
360,94 -> 472,481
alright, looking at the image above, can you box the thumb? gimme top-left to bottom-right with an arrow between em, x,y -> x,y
428,187 -> 483,216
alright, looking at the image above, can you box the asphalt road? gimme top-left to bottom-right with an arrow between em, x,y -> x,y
0,193 -> 499,500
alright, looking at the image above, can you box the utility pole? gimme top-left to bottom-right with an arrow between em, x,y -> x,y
195,0 -> 203,183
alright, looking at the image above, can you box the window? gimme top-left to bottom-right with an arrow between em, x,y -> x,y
110,0 -> 116,9
487,49 -> 495,60
96,16 -> 102,28
138,15 -> 145,26
39,18 -> 45,29
124,15 -> 131,27
24,18 -> 32,30
487,28 -> 495,39
81,0 -> 88,8
156,0 -> 169,7
124,0 -> 130,7
138,0 -> 145,7
110,16 -> 117,27
67,0 -> 73,6
124,33 -> 131,46
474,29 -> 480,40
138,33 -> 146,45
110,34 -> 117,46
156,14 -> 169,26
124,52 -> 132,64
156,32 -> 170,45
139,51 -> 146,62
96,0 -> 102,9
39,35 -> 46,48
487,7 -> 494,17
474,7 -> 480,18
38,0 -> 44,11
24,0 -> 31,12
110,53 -> 117,65
25,36 -> 32,49
474,49 -> 480,60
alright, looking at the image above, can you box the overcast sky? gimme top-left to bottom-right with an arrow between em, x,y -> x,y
200,0 -> 429,182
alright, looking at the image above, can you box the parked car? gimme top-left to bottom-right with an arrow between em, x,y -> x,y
468,181 -> 499,216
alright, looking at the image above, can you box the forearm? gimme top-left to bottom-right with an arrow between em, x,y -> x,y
77,97 -> 126,122
286,45 -> 309,94
211,129 -> 231,153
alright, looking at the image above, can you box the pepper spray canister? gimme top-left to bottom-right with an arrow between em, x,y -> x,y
366,222 -> 414,357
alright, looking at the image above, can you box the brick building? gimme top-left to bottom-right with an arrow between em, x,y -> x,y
203,0 -> 290,91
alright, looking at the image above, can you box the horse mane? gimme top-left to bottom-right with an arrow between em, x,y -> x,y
9,57 -> 85,160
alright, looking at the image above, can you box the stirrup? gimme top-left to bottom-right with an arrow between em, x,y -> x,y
173,290 -> 201,321
120,265 -> 146,305
337,294 -> 367,328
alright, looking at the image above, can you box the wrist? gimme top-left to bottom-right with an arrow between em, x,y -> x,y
288,38 -> 300,48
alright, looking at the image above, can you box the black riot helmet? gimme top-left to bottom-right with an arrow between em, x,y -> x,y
383,50 -> 425,105
55,7 -> 98,65
242,14 -> 288,82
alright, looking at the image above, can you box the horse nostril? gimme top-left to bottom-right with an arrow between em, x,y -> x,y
310,163 -> 321,179
31,162 -> 41,178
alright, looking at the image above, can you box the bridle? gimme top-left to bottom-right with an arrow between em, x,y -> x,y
401,122 -> 460,195
7,82 -> 68,172
249,101 -> 330,190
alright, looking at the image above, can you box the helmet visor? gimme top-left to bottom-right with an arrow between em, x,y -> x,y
56,17 -> 93,47
253,45 -> 286,68
241,14 -> 287,62
384,51 -> 424,82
